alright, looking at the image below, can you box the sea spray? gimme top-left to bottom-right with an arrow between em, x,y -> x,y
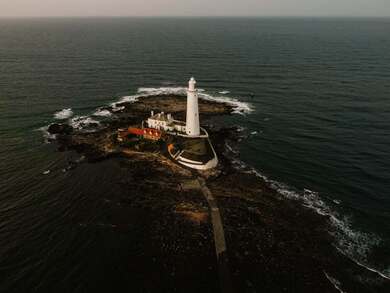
54,108 -> 73,120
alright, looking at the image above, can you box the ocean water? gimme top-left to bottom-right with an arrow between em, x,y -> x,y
0,17 -> 389,291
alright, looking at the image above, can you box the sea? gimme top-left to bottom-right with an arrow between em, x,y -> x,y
0,17 -> 389,291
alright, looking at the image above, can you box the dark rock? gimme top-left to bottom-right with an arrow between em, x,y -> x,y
45,94 -> 387,292
88,122 -> 100,128
48,123 -> 73,135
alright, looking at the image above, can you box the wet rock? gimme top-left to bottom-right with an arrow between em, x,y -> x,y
48,123 -> 73,135
44,94 -> 385,292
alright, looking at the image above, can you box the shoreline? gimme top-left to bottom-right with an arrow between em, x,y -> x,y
45,94 -> 389,292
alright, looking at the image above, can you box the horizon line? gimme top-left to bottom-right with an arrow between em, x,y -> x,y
1,15 -> 390,19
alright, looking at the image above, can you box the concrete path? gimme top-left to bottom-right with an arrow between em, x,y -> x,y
197,177 -> 234,293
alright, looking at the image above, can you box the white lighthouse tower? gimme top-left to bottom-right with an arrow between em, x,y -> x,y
186,77 -> 200,136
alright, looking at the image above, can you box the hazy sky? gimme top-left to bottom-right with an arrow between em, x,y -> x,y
1,0 -> 389,17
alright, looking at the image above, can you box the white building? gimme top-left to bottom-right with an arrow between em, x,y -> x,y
146,77 -> 203,137
146,77 -> 218,170
146,111 -> 186,133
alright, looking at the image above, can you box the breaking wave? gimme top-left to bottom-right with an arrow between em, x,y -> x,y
264,175 -> 387,279
45,87 -> 388,281
36,126 -> 57,142
69,116 -> 100,131
93,109 -> 112,117
224,142 -> 389,281
110,95 -> 138,112
136,87 -> 253,115
54,108 -> 73,120
48,86 -> 253,133
324,271 -> 346,293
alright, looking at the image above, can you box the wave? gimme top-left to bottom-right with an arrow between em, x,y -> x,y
324,271 -> 346,293
116,95 -> 139,104
45,87 -> 387,281
264,175 -> 386,279
93,109 -> 112,117
111,95 -> 139,112
218,90 -> 230,94
69,116 -> 100,131
138,87 -> 185,94
36,126 -> 57,142
200,92 -> 253,115
335,247 -> 390,281
223,143 -> 388,281
47,86 -> 252,133
136,87 -> 253,115
54,108 -> 73,120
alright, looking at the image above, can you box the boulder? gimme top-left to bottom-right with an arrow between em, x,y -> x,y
48,123 -> 73,135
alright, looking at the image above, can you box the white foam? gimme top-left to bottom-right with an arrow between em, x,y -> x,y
118,95 -> 139,103
225,142 -> 239,155
110,95 -> 139,112
133,87 -> 254,115
219,90 -> 230,94
324,271 -> 346,293
112,105 -> 125,112
37,126 -> 57,142
54,108 -> 73,120
199,92 -> 254,115
236,126 -> 247,132
226,154 -> 388,280
270,184 -> 383,278
93,109 -> 112,117
69,116 -> 100,131
46,85 -> 252,138
335,247 -> 390,281
138,87 -> 186,95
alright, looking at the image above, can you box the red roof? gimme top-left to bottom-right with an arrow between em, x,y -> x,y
128,127 -> 161,138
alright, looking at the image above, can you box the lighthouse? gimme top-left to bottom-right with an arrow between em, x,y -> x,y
143,77 -> 218,170
186,77 -> 200,136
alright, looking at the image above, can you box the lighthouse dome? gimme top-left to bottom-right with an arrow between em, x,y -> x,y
188,77 -> 196,91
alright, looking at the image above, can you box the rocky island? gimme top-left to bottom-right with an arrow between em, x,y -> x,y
46,88 -> 388,293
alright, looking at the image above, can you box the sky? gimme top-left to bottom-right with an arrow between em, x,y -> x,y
1,0 -> 389,17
